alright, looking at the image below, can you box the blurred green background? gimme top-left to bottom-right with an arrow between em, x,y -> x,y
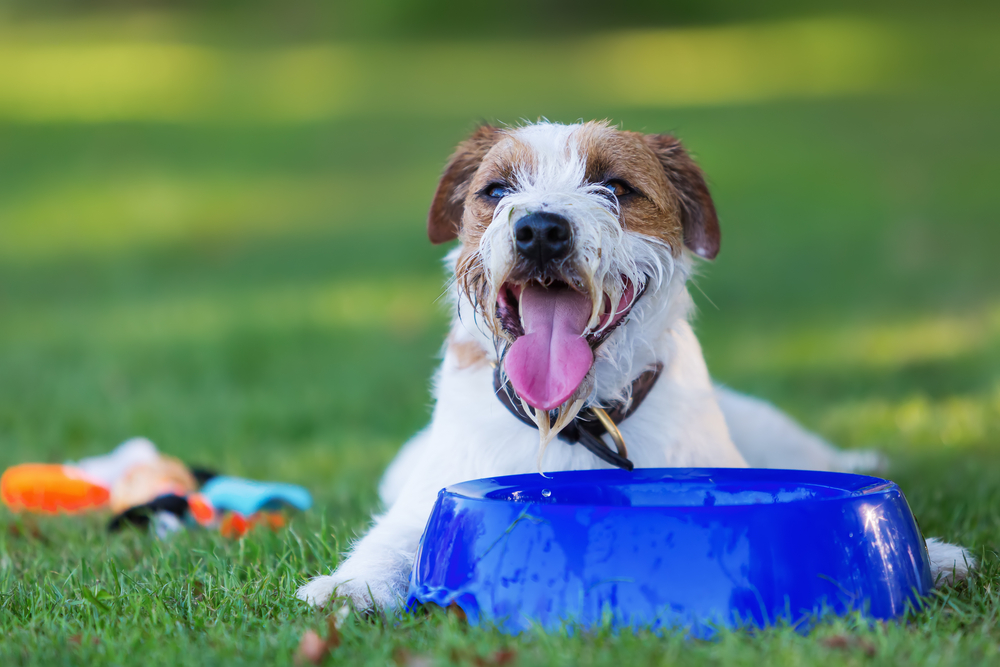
0,0 -> 998,517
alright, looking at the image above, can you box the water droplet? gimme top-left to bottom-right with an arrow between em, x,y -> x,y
541,489 -> 552,498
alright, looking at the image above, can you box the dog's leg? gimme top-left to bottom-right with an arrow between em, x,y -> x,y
714,385 -> 883,472
297,489 -> 433,611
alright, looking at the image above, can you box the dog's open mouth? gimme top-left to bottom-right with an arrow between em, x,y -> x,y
496,277 -> 638,412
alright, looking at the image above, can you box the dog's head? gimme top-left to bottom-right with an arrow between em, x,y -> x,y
430,120 -> 719,436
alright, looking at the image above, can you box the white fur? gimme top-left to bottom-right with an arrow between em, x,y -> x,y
925,537 -> 976,585
298,121 -> 974,610
713,386 -> 884,473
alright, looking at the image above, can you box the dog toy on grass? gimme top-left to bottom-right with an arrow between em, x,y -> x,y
1,437 -> 312,538
1,463 -> 110,514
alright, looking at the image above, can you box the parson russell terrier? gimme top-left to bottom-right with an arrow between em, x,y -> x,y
299,120 -> 974,610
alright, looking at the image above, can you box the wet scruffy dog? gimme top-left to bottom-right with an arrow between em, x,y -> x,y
299,120 -> 974,610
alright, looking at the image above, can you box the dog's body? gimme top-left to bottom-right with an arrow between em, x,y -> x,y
299,121 -> 972,610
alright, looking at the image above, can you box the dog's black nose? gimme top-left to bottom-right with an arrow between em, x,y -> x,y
514,212 -> 572,267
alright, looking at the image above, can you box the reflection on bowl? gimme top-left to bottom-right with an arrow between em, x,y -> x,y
407,468 -> 932,635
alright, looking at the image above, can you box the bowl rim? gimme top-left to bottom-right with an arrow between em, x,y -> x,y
438,467 -> 898,511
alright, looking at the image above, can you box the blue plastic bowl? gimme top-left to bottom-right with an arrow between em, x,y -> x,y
407,468 -> 932,634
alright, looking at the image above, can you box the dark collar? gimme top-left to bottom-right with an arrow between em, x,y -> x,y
492,363 -> 663,471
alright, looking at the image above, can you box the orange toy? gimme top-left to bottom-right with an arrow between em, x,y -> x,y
219,511 -> 287,539
187,492 -> 217,526
1,464 -> 110,514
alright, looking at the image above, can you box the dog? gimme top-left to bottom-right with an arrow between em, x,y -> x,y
299,120 -> 974,610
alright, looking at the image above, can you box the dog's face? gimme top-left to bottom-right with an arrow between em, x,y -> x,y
429,121 -> 720,438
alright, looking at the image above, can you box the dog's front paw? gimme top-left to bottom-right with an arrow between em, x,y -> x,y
297,575 -> 347,608
297,571 -> 404,611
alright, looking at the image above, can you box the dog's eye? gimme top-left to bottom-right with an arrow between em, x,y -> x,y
484,184 -> 512,199
603,180 -> 632,198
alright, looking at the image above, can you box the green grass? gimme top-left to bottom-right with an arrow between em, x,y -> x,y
1,7 -> 1000,664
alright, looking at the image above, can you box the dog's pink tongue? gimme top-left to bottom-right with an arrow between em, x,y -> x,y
504,285 -> 594,411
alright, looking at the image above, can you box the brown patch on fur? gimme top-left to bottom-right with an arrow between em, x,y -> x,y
460,135 -> 537,244
448,336 -> 490,370
643,134 -> 721,259
453,134 -> 537,311
428,125 -> 502,244
575,121 -> 686,255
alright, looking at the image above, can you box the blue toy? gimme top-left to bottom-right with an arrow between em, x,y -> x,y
200,476 -> 313,516
407,468 -> 932,635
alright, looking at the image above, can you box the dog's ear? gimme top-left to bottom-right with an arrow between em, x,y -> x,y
643,134 -> 720,260
428,125 -> 501,244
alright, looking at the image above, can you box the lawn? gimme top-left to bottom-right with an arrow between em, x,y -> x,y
1,6 -> 999,666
